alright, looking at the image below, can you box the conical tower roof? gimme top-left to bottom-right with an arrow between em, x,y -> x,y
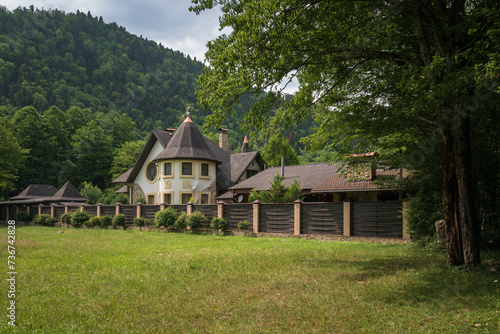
153,117 -> 222,164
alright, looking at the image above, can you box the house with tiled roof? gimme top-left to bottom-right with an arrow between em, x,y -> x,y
112,117 -> 263,205
0,182 -> 85,206
223,155 -> 406,203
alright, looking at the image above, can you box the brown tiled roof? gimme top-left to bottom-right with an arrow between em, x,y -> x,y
10,184 -> 57,200
112,168 -> 132,183
229,163 -> 342,192
50,181 -> 85,202
115,185 -> 128,193
312,169 -> 408,192
230,151 -> 260,184
153,117 -> 222,164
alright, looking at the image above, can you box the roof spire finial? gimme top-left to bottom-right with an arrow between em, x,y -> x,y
184,107 -> 193,123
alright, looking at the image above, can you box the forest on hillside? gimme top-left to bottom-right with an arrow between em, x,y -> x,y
0,6 -> 326,199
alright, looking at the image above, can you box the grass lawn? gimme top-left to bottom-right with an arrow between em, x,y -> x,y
0,226 -> 498,333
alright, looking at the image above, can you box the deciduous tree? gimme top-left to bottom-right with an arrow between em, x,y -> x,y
192,0 -> 500,266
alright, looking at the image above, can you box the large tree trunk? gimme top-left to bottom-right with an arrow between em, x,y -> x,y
442,113 -> 481,266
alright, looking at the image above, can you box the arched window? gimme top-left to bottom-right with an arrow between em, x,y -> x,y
146,162 -> 157,181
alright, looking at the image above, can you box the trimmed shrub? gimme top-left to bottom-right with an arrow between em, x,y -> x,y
155,207 -> 178,230
134,217 -> 144,230
15,211 -> 30,224
60,212 -> 73,227
112,213 -> 126,229
45,216 -> 58,227
34,214 -> 51,226
210,217 -> 228,232
100,216 -> 112,229
86,216 -> 101,228
71,211 -> 91,228
186,211 -> 207,233
174,212 -> 188,230
238,220 -> 251,231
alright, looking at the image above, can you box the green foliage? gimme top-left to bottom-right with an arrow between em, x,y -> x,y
99,188 -> 129,205
111,140 -> 145,180
186,211 -> 207,232
134,217 -> 145,230
15,211 -> 30,223
80,182 -> 102,205
284,177 -> 303,203
262,133 -> 299,167
210,217 -> 228,232
135,196 -> 147,204
34,214 -> 56,226
100,216 -> 112,229
71,211 -> 91,228
251,173 -> 303,203
155,207 -> 178,229
0,117 -> 27,193
112,213 -> 126,229
60,212 -> 73,226
237,220 -> 251,231
86,216 -> 101,228
174,212 -> 188,229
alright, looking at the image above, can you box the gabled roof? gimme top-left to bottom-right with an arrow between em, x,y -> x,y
230,151 -> 260,184
111,129 -> 173,184
312,169 -> 408,193
10,184 -> 57,200
229,163 -> 342,192
153,117 -> 222,164
49,181 -> 85,202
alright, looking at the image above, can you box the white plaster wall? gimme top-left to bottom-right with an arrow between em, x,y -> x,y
133,141 -> 164,203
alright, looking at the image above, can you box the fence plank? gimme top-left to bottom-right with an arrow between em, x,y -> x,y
260,204 -> 294,234
351,202 -> 402,238
223,204 -> 253,230
301,203 -> 343,235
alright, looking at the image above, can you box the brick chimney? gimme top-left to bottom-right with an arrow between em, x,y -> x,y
346,152 -> 378,180
218,128 -> 229,152
241,136 -> 249,153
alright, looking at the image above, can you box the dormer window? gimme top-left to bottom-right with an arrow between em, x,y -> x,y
146,162 -> 157,181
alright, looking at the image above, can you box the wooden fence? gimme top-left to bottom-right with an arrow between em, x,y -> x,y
4,200 -> 409,239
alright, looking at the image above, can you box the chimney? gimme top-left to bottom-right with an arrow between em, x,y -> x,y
241,136 -> 249,153
218,128 -> 229,152
346,152 -> 378,180
165,128 -> 175,136
281,155 -> 285,177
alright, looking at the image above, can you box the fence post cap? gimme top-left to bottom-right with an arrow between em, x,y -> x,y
187,201 -> 194,205
38,203 -> 44,207
252,200 -> 261,204
160,202 -> 168,206
116,202 -> 123,206
343,198 -> 352,202
136,202 -> 143,206
217,201 -> 225,205
97,203 -> 103,206
294,199 -> 304,203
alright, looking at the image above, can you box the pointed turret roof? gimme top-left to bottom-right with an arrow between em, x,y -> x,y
153,117 -> 222,164
50,181 -> 85,202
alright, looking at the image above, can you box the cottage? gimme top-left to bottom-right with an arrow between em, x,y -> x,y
112,117 -> 263,205
222,155 -> 406,203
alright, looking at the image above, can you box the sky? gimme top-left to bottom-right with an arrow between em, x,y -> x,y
2,0 -> 222,62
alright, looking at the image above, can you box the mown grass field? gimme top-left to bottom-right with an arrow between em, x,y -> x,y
0,226 -> 498,333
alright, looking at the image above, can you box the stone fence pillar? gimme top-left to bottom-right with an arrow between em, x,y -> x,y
343,199 -> 352,237
217,201 -> 224,219
136,202 -> 142,219
294,200 -> 303,236
115,202 -> 122,216
97,203 -> 102,217
252,200 -> 261,233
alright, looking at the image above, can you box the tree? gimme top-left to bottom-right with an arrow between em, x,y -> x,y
71,120 -> 114,189
192,0 -> 500,266
249,173 -> 303,203
262,133 -> 299,167
0,117 -> 28,194
111,140 -> 145,180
